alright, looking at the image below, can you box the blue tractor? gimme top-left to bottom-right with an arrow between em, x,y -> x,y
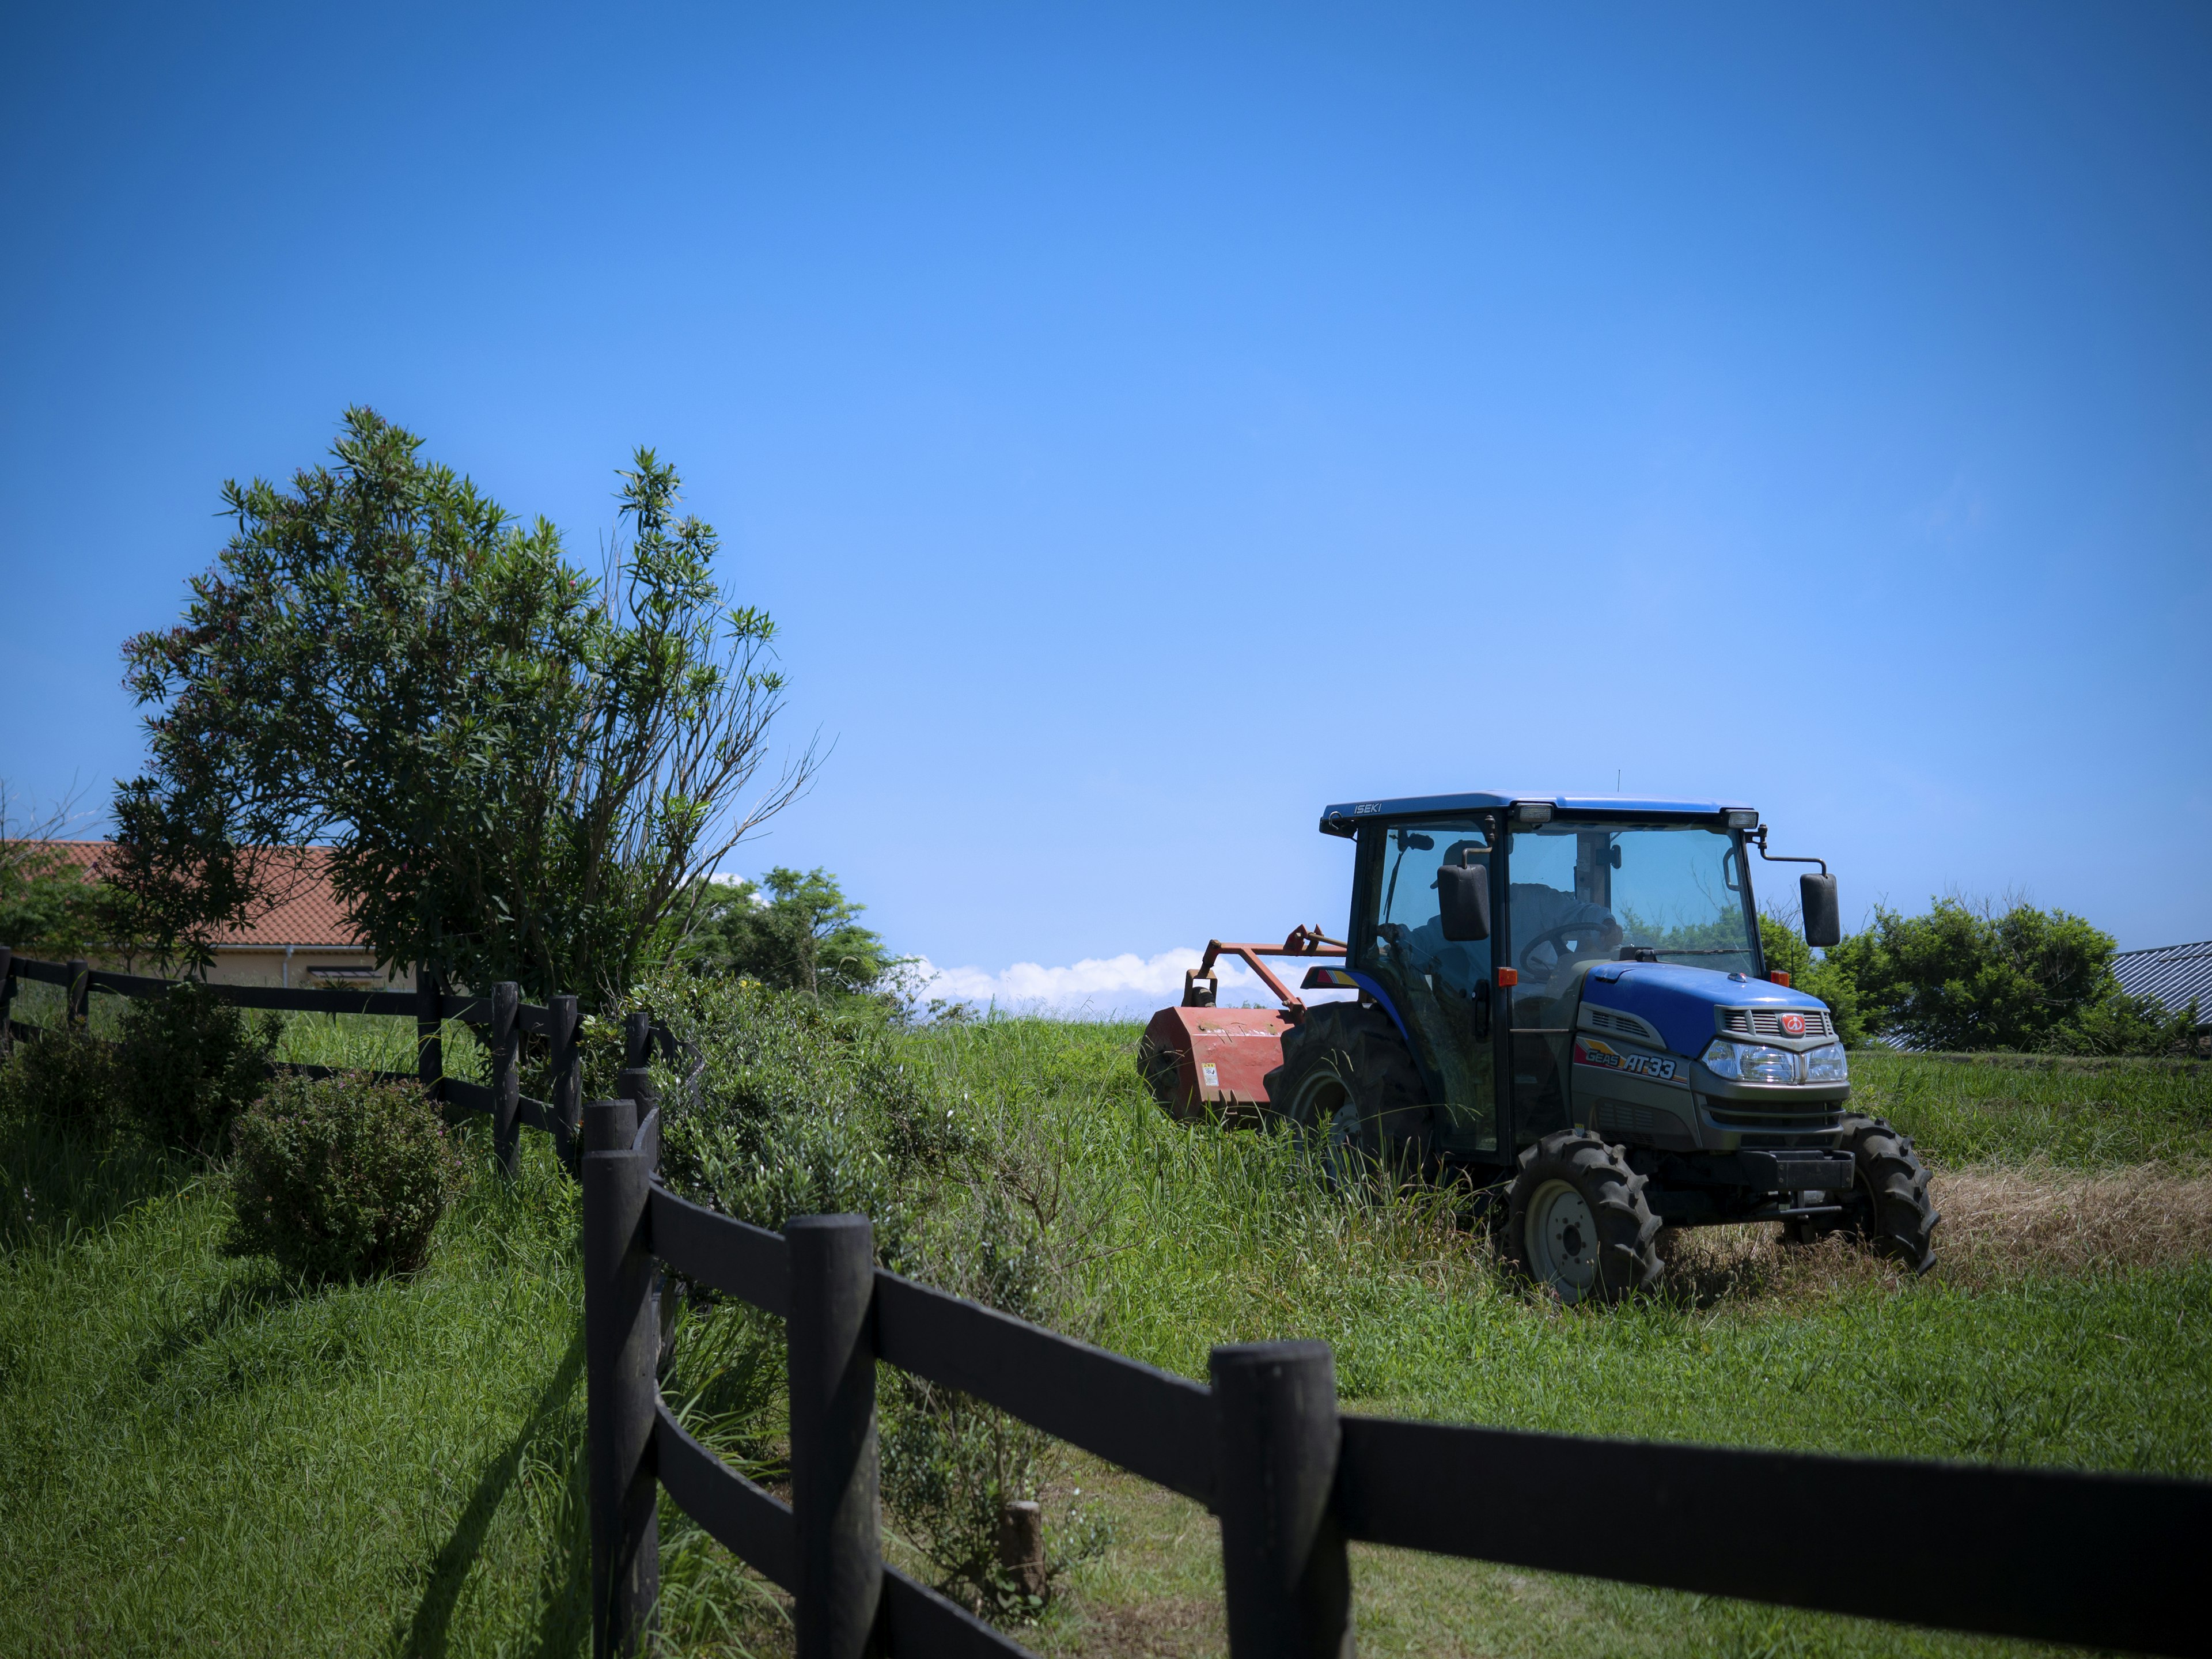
1232,792 -> 1936,1302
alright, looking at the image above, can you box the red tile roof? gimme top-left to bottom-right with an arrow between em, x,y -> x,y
36,842 -> 369,950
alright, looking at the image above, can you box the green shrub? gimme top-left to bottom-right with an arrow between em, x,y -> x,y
116,982 -> 279,1150
0,1029 -> 120,1130
2046,990 -> 2205,1058
650,974 -> 1100,1618
226,1074 -> 468,1281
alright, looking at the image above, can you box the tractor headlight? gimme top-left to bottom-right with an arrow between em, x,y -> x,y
1701,1039 -> 1800,1084
1804,1043 -> 1849,1083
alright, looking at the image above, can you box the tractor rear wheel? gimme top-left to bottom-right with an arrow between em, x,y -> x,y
1506,1130 -> 1662,1304
1138,1033 -> 1192,1119
1783,1115 -> 1938,1272
1263,1003 -> 1430,1187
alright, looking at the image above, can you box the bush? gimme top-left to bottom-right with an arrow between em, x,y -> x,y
647,973 -> 967,1249
0,1029 -> 120,1130
1815,897 -> 2195,1055
226,1074 -> 468,1281
647,975 -> 1101,1618
2048,991 -> 2205,1058
116,982 -> 278,1151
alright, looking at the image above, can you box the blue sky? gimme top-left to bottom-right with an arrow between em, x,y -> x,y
3,3 -> 2208,1007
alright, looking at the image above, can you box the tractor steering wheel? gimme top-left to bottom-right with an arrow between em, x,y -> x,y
1517,922 -> 1611,979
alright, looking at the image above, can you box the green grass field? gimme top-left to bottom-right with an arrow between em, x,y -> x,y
2,1015 -> 2207,1657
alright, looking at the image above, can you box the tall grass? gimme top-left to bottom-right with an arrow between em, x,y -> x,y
1849,1050 -> 2211,1168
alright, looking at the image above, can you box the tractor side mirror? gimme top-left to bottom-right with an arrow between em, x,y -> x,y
1801,873 -> 1842,949
1438,858 -> 1490,942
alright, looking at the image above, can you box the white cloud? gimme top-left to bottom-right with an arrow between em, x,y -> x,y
911,947 -> 1306,1020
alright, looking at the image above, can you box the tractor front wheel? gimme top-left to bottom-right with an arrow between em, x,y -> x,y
1784,1115 -> 1939,1272
1506,1130 -> 1662,1304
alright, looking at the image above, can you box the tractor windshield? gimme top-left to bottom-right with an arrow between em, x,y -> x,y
1506,821 -> 1759,986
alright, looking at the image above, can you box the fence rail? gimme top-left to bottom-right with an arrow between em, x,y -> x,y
584,1115 -> 2211,1659
0,949 -> 696,1177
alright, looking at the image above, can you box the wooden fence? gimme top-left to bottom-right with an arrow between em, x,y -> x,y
6,949 -> 2209,1657
585,1107 -> 2212,1659
0,947 -> 684,1173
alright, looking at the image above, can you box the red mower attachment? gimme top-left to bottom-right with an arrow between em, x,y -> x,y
1139,925 -> 1347,1120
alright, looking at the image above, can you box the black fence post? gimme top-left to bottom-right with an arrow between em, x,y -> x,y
584,1136 -> 659,1658
0,946 -> 14,1052
551,992 -> 581,1161
618,1065 -> 657,1131
491,980 -> 520,1178
584,1097 -> 640,1154
417,963 -> 444,1102
1211,1339 -> 1353,1659
786,1214 -> 882,1659
65,957 -> 90,1029
618,1062 -> 672,1369
622,1009 -> 652,1070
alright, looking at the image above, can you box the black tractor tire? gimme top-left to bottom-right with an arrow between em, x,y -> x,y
1506,1130 -> 1662,1305
1138,1033 -> 1192,1119
1262,1003 -> 1431,1186
1783,1114 -> 1939,1272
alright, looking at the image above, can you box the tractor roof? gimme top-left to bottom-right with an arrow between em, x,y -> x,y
1317,791 -> 1756,838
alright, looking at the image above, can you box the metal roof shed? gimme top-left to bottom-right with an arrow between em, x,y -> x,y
2111,941 -> 2212,1026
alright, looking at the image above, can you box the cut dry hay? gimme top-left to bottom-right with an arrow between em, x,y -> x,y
1652,1164 -> 2212,1302
1933,1164 -> 2212,1278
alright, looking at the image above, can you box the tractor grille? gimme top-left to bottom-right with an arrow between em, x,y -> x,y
1584,1007 -> 1662,1045
1721,1007 -> 1834,1039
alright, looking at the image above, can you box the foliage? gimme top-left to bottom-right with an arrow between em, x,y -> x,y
112,407 -> 815,1001
647,974 -> 963,1252
0,783 -> 132,960
225,1073 -> 468,1280
2046,988 -> 2205,1059
115,982 -> 279,1152
1820,897 -> 2193,1055
0,1028 -> 120,1131
649,976 -> 1112,1614
681,866 -> 899,999
877,1144 -> 1111,1617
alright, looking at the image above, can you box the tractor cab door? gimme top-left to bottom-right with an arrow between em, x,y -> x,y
1502,824 -> 1624,1145
1356,819 -> 1498,1154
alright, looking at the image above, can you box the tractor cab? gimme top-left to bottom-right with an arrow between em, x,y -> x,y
1334,794 -> 1810,1168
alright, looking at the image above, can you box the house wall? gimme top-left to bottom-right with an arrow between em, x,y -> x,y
202,948 -> 415,991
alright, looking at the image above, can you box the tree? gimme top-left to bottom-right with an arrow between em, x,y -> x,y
683,867 -> 897,999
0,783 -> 126,959
1826,897 -> 2119,1052
113,408 -> 815,1002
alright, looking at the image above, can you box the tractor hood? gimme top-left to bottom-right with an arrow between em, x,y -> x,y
1576,962 -> 1830,1060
